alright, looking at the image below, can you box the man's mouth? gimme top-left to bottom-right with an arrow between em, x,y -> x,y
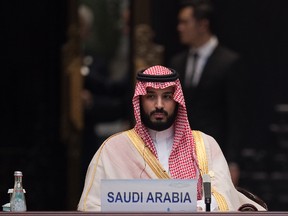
153,113 -> 165,119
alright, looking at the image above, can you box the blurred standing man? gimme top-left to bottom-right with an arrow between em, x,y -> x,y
169,0 -> 243,185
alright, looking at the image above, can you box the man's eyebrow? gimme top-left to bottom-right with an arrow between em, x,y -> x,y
163,91 -> 174,94
146,90 -> 156,94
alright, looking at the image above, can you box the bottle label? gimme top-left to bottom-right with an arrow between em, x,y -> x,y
13,189 -> 24,193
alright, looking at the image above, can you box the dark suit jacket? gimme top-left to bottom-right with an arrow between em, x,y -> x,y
169,44 -> 244,163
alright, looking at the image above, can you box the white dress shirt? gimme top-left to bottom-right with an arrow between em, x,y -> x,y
148,125 -> 174,173
185,36 -> 219,87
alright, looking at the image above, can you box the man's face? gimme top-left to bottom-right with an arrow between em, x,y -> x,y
177,7 -> 202,46
140,86 -> 178,131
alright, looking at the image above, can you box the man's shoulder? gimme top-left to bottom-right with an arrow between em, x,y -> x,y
171,49 -> 189,59
192,129 -> 206,135
169,49 -> 189,65
102,130 -> 132,145
213,44 -> 240,62
192,130 -> 218,143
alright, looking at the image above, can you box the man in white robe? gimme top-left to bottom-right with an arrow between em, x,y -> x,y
78,65 -> 266,211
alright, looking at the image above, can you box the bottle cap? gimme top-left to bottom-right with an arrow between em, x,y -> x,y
14,171 -> 23,176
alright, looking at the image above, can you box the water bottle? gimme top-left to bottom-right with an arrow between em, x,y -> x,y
10,171 -> 27,212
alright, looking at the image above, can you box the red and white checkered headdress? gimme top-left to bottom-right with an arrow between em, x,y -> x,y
133,66 -> 201,197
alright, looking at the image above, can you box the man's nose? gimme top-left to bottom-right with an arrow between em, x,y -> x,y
155,97 -> 164,109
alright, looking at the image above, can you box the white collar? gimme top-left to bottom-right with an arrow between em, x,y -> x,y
148,125 -> 174,141
190,36 -> 218,58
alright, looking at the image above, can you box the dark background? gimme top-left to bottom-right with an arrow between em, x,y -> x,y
1,0 -> 68,210
1,0 -> 288,211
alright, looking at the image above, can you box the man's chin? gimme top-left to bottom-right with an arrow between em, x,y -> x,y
152,118 -> 166,122
141,110 -> 177,131
148,122 -> 171,131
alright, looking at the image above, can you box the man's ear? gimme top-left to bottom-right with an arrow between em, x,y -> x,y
198,19 -> 210,32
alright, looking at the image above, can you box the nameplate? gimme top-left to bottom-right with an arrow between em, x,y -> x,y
101,179 -> 197,212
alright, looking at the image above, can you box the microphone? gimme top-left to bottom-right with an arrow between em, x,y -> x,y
203,174 -> 211,212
